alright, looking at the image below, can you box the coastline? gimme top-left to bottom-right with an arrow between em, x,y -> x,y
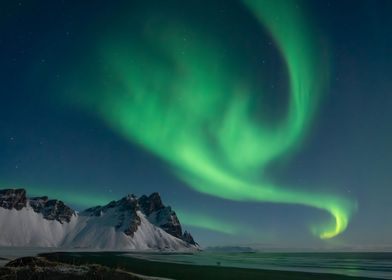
41,252 -> 383,280
0,248 -> 389,280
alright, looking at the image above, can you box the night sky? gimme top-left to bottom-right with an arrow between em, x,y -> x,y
1,0 -> 392,249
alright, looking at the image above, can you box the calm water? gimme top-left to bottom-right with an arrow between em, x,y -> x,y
123,252 -> 392,279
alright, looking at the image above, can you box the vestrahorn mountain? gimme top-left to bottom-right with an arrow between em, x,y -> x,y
0,188 -> 198,251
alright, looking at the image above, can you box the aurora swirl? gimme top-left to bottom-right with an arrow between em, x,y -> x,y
66,0 -> 356,238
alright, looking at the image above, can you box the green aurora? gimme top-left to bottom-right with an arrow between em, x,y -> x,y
64,0 -> 356,239
176,211 -> 244,236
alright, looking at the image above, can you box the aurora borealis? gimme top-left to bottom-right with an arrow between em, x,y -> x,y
67,0 -> 355,239
1,0 -> 392,249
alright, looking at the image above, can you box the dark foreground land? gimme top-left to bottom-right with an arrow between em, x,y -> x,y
27,252 -> 381,280
0,256 -> 147,280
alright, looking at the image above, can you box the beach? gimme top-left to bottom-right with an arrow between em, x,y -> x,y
41,252 -> 385,280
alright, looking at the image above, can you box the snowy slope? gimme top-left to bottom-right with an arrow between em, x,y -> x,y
0,189 -> 198,251
0,207 -> 77,247
61,210 -> 192,250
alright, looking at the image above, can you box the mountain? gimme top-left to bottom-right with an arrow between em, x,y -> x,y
0,188 -> 198,251
204,246 -> 256,253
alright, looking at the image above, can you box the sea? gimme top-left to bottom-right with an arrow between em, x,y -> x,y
124,251 -> 392,279
1,248 -> 392,279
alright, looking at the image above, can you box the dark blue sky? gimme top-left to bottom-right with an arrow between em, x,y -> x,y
1,0 -> 391,249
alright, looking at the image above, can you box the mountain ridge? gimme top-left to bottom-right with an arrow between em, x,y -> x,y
0,188 -> 198,251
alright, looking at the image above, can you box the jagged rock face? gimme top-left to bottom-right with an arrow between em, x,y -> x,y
138,193 -> 196,244
153,207 -> 183,238
116,195 -> 141,237
0,188 -> 197,247
84,195 -> 141,237
85,193 -> 190,241
0,190 -> 75,223
138,192 -> 164,215
0,189 -> 27,210
30,196 -> 75,224
182,230 -> 197,246
139,193 -> 183,239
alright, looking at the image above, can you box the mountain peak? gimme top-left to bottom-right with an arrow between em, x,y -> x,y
138,192 -> 164,216
29,196 -> 75,224
0,188 -> 198,250
0,188 -> 27,210
83,192 -> 194,243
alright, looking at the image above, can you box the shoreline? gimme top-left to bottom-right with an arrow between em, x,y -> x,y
42,252 -> 382,280
0,248 -> 389,280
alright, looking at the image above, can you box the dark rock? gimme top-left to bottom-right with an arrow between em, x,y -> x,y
137,193 -> 196,244
116,196 -> 141,237
0,189 -> 27,210
123,215 -> 141,237
138,192 -> 165,216
0,188 -> 198,247
139,193 -> 182,237
84,199 -> 119,217
83,195 -> 141,237
182,230 -> 197,246
119,195 -> 138,211
153,207 -> 183,239
28,196 -> 48,211
84,205 -> 103,216
0,189 -> 75,223
30,197 -> 75,224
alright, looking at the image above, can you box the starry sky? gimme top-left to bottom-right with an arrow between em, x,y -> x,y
1,0 -> 392,249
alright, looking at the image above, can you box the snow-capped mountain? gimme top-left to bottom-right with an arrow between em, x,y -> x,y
0,188 -> 198,251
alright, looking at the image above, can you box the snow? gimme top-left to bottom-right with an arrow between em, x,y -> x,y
0,207 -> 77,247
0,205 -> 196,251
